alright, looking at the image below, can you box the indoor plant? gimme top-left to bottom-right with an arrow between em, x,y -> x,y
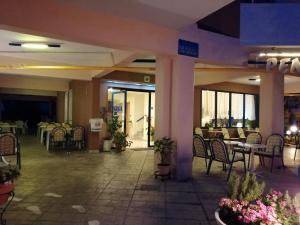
103,116 -> 122,151
154,137 -> 174,176
112,131 -> 132,152
216,172 -> 299,225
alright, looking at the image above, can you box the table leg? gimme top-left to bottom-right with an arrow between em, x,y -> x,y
40,130 -> 44,144
249,148 -> 255,171
46,132 -> 50,151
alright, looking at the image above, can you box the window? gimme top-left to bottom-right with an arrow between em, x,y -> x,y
201,90 -> 258,128
231,93 -> 244,127
217,92 -> 229,127
201,90 -> 215,127
245,94 -> 256,128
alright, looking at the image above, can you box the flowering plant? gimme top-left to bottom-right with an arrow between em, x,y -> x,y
219,190 -> 299,225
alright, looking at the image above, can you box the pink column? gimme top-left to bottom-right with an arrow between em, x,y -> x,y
171,56 -> 194,181
155,57 -> 172,139
155,56 -> 194,180
259,71 -> 284,140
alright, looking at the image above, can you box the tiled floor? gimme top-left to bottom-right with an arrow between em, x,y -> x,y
4,136 -> 300,225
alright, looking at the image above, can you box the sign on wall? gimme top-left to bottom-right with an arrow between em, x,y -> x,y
178,39 -> 199,58
266,57 -> 300,73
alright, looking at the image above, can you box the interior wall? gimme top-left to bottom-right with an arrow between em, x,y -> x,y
56,91 -> 65,123
0,75 -> 69,91
103,71 -> 155,83
194,82 -> 260,128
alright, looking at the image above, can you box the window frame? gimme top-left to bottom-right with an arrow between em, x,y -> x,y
201,89 -> 259,128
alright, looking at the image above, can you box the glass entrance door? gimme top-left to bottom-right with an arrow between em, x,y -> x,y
109,88 -> 155,148
112,91 -> 126,132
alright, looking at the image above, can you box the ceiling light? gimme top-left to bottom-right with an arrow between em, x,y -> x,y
21,43 -> 48,49
255,78 -> 261,82
9,42 -> 61,49
259,52 -> 300,57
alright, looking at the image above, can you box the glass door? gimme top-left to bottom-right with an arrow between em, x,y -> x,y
112,91 -> 126,132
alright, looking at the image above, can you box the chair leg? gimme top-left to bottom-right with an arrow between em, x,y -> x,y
206,159 -> 213,175
204,158 -> 208,169
294,148 -> 298,160
247,154 -> 251,169
281,156 -> 285,169
270,156 -> 274,173
242,153 -> 247,173
227,152 -> 236,181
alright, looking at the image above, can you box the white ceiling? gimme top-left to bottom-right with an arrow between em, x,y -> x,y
230,75 -> 300,86
58,0 -> 233,29
0,29 -> 136,80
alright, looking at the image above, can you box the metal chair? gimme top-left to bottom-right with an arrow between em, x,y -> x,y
194,127 -> 203,137
221,128 -> 240,141
254,134 -> 285,172
193,135 -> 210,168
69,126 -> 85,150
49,127 -> 67,151
294,134 -> 300,160
207,139 -> 246,181
0,133 -> 21,170
234,132 -> 262,168
0,184 -> 15,225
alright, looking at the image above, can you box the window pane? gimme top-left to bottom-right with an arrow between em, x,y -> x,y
201,90 -> 215,127
245,94 -> 257,129
217,92 -> 229,127
231,93 -> 244,127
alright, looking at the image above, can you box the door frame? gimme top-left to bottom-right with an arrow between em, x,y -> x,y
110,87 -> 155,147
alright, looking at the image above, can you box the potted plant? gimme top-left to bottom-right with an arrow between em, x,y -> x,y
112,131 -> 132,152
154,137 -> 174,176
103,116 -> 122,152
216,172 -> 299,225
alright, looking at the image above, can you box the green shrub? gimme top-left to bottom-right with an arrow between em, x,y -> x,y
228,172 -> 265,202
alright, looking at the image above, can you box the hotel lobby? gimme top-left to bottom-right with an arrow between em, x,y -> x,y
0,0 -> 300,225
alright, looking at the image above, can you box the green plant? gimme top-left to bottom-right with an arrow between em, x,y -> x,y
154,137 -> 174,165
107,116 -> 122,139
228,172 -> 265,202
112,131 -> 132,151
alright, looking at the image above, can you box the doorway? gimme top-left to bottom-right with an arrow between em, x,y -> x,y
109,88 -> 155,148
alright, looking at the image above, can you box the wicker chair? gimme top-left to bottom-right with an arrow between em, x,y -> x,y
0,184 -> 15,225
49,127 -> 66,151
194,127 -> 203,137
193,135 -> 210,168
254,134 -> 285,172
234,132 -> 262,168
70,126 -> 85,150
207,139 -> 246,181
221,128 -> 239,141
0,133 -> 21,170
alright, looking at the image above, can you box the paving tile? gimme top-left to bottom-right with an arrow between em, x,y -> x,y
3,136 -> 299,225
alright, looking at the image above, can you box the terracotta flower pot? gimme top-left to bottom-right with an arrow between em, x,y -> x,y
157,163 -> 170,176
215,209 -> 227,225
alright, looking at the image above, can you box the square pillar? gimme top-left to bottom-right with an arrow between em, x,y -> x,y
259,72 -> 284,140
155,56 -> 194,180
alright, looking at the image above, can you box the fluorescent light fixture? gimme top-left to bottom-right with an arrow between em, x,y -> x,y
9,42 -> 61,49
21,43 -> 49,49
255,78 -> 261,82
286,130 -> 291,135
259,52 -> 300,57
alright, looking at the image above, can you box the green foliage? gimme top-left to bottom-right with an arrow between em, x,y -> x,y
154,137 -> 174,164
228,172 -> 265,202
107,116 -> 122,138
112,131 -> 132,151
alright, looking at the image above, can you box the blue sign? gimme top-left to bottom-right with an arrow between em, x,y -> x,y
178,39 -> 199,58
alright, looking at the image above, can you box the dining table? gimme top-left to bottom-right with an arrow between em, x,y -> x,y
237,143 -> 267,171
0,124 -> 17,134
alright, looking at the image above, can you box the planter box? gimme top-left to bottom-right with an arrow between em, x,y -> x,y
215,209 -> 226,225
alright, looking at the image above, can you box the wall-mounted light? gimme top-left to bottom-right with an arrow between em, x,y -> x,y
9,42 -> 61,49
